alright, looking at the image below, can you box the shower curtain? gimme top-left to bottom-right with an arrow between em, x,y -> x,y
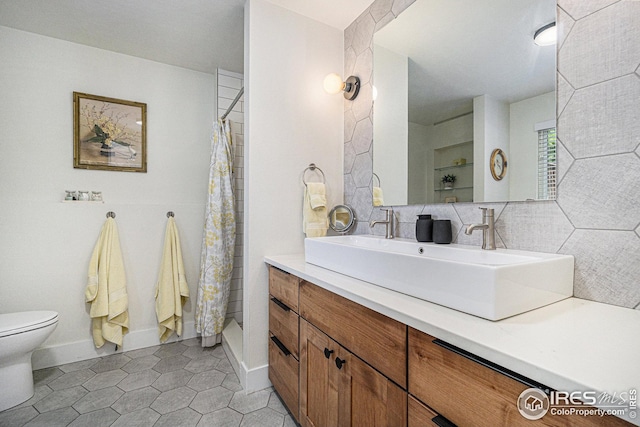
195,119 -> 236,347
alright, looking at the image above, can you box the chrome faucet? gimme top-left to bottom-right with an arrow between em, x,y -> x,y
465,207 -> 496,250
369,207 -> 395,239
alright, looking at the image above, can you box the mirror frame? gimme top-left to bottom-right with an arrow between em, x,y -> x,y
328,205 -> 356,233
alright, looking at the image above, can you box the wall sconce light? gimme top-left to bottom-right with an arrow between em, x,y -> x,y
533,22 -> 556,46
323,73 -> 360,100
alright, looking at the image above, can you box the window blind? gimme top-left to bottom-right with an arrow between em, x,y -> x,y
537,127 -> 556,199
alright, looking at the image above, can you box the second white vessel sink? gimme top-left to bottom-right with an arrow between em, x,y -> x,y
304,235 -> 574,320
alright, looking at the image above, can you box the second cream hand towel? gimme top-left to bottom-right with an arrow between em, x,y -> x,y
373,186 -> 384,207
303,184 -> 328,237
156,216 -> 189,343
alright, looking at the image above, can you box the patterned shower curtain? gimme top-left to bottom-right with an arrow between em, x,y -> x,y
195,119 -> 236,347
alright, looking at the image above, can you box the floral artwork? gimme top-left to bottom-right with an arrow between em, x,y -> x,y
73,92 -> 147,172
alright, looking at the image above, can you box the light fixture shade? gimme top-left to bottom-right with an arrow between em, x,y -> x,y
534,22 -> 556,46
323,73 -> 345,94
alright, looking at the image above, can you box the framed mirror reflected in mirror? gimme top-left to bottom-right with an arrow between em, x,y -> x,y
372,0 -> 557,206
328,205 -> 356,233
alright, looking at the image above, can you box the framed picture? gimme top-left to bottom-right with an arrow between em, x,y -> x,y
73,92 -> 147,172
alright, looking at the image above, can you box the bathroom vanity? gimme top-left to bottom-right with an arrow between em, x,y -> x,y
265,255 -> 639,427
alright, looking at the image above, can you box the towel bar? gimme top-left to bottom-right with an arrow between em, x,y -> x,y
373,172 -> 381,187
302,163 -> 326,186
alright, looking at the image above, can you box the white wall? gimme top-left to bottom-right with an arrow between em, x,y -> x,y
0,26 -> 215,366
473,94 -> 510,202
408,122 -> 429,204
509,91 -> 555,201
243,0 -> 343,390
372,44 -> 408,206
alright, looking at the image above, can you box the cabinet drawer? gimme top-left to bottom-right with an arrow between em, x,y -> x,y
269,266 -> 299,313
269,334 -> 299,422
408,328 -> 632,427
300,281 -> 406,388
269,297 -> 299,359
409,396 -> 453,427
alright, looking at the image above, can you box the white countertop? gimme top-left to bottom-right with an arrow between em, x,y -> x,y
265,254 -> 640,426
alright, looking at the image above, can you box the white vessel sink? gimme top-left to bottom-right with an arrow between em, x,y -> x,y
304,235 -> 574,320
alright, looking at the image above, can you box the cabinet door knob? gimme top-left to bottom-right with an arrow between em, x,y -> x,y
324,348 -> 334,359
335,357 -> 346,370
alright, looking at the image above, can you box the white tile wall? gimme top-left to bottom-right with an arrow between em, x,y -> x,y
344,0 -> 640,309
218,69 -> 244,325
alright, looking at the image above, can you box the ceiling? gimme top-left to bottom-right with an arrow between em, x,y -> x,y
374,0 -> 556,126
0,0 -> 371,75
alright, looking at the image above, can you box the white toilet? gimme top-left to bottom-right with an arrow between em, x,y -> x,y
0,311 -> 58,411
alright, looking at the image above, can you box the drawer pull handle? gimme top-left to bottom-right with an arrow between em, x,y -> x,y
270,297 -> 291,312
324,348 -> 334,359
432,415 -> 457,427
335,357 -> 346,370
432,339 -> 550,392
270,336 -> 291,357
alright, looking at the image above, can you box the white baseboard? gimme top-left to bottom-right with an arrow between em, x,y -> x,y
220,321 -> 271,393
32,319 -> 272,393
240,360 -> 271,392
32,321 -> 198,370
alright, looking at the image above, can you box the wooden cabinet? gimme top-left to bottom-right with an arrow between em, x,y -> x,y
299,319 -> 406,427
268,265 -> 632,427
267,266 -> 300,422
299,280 -> 407,388
408,327 -> 632,427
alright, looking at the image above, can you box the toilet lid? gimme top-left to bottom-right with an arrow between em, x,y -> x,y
0,311 -> 58,337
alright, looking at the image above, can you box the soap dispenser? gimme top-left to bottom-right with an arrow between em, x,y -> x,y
416,214 -> 433,242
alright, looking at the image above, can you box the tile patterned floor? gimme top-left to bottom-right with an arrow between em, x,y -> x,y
0,338 -> 296,427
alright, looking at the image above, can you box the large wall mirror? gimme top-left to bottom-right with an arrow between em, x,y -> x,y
372,0 -> 556,206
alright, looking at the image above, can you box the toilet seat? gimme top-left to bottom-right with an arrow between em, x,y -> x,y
0,311 -> 59,338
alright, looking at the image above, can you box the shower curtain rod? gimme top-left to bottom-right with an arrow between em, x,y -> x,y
221,87 -> 244,120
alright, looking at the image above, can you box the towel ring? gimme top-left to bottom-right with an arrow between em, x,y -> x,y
373,173 -> 381,187
302,163 -> 326,187
167,211 -> 175,218
106,211 -> 116,218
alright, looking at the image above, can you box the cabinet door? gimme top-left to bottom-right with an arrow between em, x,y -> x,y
339,350 -> 407,427
269,266 -> 299,312
300,319 -> 340,427
268,335 -> 299,421
300,281 -> 407,387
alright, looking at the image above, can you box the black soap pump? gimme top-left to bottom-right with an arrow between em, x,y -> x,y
416,214 -> 433,242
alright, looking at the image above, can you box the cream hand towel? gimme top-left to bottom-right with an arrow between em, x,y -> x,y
303,186 -> 328,237
307,182 -> 327,209
155,217 -> 190,343
85,217 -> 129,348
373,186 -> 384,207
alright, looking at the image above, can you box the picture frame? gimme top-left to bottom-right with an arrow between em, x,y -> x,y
73,92 -> 147,172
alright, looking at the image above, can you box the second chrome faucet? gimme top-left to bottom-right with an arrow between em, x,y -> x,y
369,207 -> 394,239
465,207 -> 496,250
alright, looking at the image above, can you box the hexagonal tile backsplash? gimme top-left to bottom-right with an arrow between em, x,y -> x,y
344,0 -> 640,309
